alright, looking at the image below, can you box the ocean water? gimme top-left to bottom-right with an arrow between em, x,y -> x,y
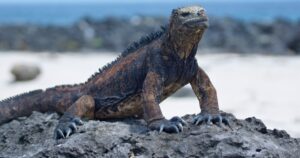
0,1 -> 299,25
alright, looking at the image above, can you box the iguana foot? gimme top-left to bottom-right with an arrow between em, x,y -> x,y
149,116 -> 187,133
193,112 -> 229,126
54,114 -> 84,139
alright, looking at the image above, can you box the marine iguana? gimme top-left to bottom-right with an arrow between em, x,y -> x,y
0,5 -> 229,139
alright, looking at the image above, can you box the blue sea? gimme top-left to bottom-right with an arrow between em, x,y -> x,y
0,1 -> 299,25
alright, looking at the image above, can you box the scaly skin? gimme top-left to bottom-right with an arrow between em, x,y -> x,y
0,5 -> 229,139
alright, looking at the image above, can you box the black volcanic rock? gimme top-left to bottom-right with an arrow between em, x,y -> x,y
0,112 -> 299,158
0,16 -> 299,54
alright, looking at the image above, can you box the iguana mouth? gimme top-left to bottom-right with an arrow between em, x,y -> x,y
184,17 -> 209,28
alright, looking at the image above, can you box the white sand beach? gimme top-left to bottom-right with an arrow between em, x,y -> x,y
0,52 -> 299,137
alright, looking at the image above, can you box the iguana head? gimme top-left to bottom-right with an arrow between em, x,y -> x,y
167,5 -> 208,59
170,5 -> 208,31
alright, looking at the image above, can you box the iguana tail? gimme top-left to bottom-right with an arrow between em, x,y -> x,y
0,88 -> 80,125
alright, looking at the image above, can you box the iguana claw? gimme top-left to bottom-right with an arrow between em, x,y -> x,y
56,129 -> 65,139
65,128 -> 72,138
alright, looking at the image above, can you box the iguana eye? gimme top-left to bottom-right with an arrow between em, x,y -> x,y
197,10 -> 206,16
181,12 -> 190,17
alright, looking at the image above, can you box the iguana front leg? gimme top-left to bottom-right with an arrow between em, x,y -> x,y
190,67 -> 229,126
142,72 -> 186,133
54,95 -> 95,139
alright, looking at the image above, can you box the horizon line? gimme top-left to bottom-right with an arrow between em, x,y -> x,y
0,0 -> 298,4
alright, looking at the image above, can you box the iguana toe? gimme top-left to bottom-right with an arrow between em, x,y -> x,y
73,118 -> 84,125
69,122 -> 77,131
222,117 -> 230,126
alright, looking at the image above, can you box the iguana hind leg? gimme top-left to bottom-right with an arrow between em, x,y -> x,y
190,67 -> 229,126
55,95 -> 95,139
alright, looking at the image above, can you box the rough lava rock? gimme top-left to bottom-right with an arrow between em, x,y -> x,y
0,112 -> 299,158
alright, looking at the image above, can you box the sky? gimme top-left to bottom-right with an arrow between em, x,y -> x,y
0,0 -> 297,4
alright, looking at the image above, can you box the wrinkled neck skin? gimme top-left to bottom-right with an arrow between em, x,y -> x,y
164,26 -> 205,60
